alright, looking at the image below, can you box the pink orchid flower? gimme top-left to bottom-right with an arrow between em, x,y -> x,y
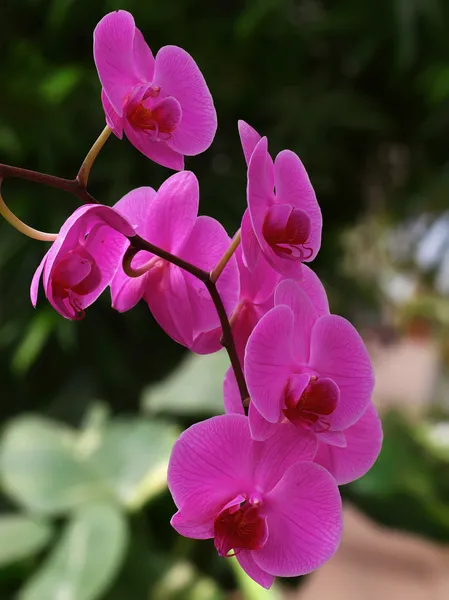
168,414 -> 342,588
222,261 -> 329,413
31,205 -> 134,320
94,10 -> 217,170
110,171 -> 239,349
238,120 -> 322,279
241,279 -> 381,485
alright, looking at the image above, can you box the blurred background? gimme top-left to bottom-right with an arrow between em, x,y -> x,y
0,0 -> 449,598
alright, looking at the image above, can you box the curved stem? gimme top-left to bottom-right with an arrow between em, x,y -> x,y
77,125 -> 112,187
122,246 -> 158,278
210,228 -> 241,283
0,185 -> 57,241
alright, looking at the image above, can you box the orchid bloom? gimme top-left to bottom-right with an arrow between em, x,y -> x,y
31,205 -> 134,320
239,279 -> 381,485
94,10 -> 217,170
168,414 -> 342,588
238,121 -> 322,279
110,171 -> 239,349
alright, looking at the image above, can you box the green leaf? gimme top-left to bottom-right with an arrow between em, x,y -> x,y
0,515 -> 53,567
89,418 -> 179,511
0,417 -> 112,516
142,351 -> 228,417
18,503 -> 128,600
153,561 -> 224,600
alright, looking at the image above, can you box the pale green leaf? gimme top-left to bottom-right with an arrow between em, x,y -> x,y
0,417 -> 112,516
89,418 -> 179,511
19,503 -> 128,600
143,351 -> 228,417
0,515 -> 53,567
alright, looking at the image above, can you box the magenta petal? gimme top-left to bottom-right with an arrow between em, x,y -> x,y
252,424 -> 318,492
114,186 -> 156,235
154,45 -> 217,155
190,327 -> 222,354
310,315 -> 374,429
254,462 -> 342,577
123,121 -> 184,170
245,305 -> 296,423
315,429 -> 347,448
111,250 -> 151,312
101,89 -> 123,138
238,120 -> 261,166
275,279 -> 318,363
315,403 -> 383,485
238,244 -> 280,305
171,511 -> 214,539
297,264 -> 329,317
93,10 -> 140,116
223,367 -> 245,416
180,216 -> 239,334
237,551 -> 274,589
30,252 -> 48,307
132,27 -> 155,81
167,415 -> 252,522
241,209 -> 260,272
144,171 -> 199,252
248,403 -> 281,442
274,150 -> 322,261
144,265 -> 193,347
247,137 -> 272,250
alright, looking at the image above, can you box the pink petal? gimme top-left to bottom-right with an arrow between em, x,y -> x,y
315,429 -> 347,448
238,120 -> 261,166
148,95 -> 182,134
144,264 -> 194,347
132,27 -> 155,81
241,208 -> 260,272
297,264 -> 329,317
170,511 -> 214,539
114,186 -> 156,235
76,224 -> 129,309
231,303 -> 261,362
254,462 -> 342,576
123,121 -> 184,170
275,279 -> 318,363
237,244 -> 280,305
247,137 -> 273,251
30,251 -> 48,307
93,10 -> 140,115
180,216 -> 239,334
101,89 -> 123,138
315,403 -> 383,485
223,367 -> 244,416
245,305 -> 296,423
153,45 -> 217,155
248,402 -> 281,442
145,171 -> 199,252
274,150 -> 322,261
309,315 -> 374,430
167,415 -> 253,522
252,423 -> 318,492
110,249 -> 152,312
190,327 -> 222,355
237,551 -> 274,589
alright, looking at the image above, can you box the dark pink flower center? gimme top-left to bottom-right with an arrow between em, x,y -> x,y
126,85 -> 180,141
263,204 -> 312,260
283,377 -> 338,432
214,500 -> 266,557
52,246 -> 101,320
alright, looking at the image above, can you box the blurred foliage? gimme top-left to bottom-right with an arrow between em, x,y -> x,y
1,0 -> 449,597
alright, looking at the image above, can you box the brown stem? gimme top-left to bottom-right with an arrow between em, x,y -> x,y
0,164 -> 96,204
0,160 -> 249,407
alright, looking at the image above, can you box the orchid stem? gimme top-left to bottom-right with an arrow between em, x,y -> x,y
0,185 -> 57,241
210,229 -> 241,283
0,158 -> 250,408
77,125 -> 112,187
